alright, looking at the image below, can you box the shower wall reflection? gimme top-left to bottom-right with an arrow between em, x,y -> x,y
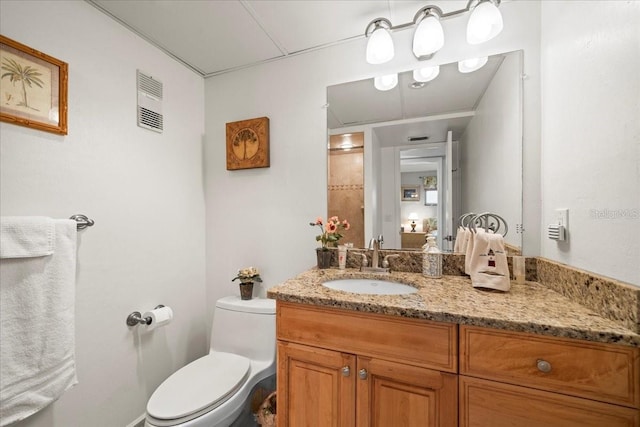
328,132 -> 365,248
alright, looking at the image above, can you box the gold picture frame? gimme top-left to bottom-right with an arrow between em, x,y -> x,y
0,35 -> 68,135
401,186 -> 420,201
226,117 -> 270,170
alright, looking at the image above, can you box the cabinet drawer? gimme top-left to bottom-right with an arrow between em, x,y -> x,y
277,301 -> 457,373
459,375 -> 640,427
460,326 -> 640,408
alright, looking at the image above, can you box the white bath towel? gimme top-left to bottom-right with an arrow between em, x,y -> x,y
469,231 -> 510,292
0,219 -> 78,426
0,217 -> 55,259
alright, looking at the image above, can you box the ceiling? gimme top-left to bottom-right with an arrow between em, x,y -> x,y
87,0 -> 471,77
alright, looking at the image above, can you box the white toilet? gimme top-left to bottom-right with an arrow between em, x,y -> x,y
144,296 -> 276,427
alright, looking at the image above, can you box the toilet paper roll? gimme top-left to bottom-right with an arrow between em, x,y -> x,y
142,306 -> 173,331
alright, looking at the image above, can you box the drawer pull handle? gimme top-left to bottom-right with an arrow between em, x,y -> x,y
358,368 -> 368,380
537,359 -> 552,373
341,366 -> 350,377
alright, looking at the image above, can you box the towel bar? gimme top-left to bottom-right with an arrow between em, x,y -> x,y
70,214 -> 94,230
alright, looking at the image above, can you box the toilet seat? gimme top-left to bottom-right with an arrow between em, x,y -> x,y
146,352 -> 250,426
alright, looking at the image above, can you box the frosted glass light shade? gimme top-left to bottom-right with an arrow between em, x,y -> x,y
412,14 -> 444,57
458,56 -> 488,73
466,0 -> 503,44
413,65 -> 440,83
374,73 -> 398,91
366,27 -> 394,64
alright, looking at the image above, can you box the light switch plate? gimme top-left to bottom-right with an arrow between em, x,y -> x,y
556,208 -> 568,228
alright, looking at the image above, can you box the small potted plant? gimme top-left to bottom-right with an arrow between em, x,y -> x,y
232,267 -> 262,300
309,216 -> 350,269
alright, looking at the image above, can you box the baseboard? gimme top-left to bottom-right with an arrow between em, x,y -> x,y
126,413 -> 146,427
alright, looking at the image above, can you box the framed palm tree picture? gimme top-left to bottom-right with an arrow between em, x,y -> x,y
0,35 -> 68,135
225,117 -> 270,170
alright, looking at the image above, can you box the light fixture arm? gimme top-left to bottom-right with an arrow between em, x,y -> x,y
413,6 -> 444,25
364,18 -> 393,37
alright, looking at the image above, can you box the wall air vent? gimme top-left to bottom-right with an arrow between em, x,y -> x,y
408,136 -> 429,142
137,70 -> 163,133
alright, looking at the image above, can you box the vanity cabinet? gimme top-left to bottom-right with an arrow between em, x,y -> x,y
276,302 -> 458,427
275,302 -> 640,426
459,326 -> 640,426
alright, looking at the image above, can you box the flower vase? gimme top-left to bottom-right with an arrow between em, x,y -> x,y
239,281 -> 254,300
316,248 -> 332,269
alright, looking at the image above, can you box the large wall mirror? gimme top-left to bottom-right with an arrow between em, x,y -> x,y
327,50 -> 523,253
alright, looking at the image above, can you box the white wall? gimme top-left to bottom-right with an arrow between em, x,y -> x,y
540,1 -> 640,285
461,51 -> 522,248
204,0 -> 542,309
0,2 -> 206,426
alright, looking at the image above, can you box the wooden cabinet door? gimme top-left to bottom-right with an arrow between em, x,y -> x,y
356,357 -> 458,427
459,375 -> 640,427
277,341 -> 356,427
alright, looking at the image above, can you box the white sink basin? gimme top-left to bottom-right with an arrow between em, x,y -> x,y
322,279 -> 418,295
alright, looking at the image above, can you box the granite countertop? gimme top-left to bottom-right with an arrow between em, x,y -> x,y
267,268 -> 640,348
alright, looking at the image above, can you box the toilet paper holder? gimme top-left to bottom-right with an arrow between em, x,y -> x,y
126,305 -> 165,326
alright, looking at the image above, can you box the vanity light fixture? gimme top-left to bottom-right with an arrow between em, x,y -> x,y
467,0 -> 504,45
458,56 -> 488,73
365,18 -> 394,64
413,65 -> 440,83
364,0 -> 503,65
412,7 -> 445,58
374,73 -> 398,91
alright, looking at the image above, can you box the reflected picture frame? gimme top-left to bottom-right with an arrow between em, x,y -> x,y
401,186 -> 420,201
0,35 -> 68,135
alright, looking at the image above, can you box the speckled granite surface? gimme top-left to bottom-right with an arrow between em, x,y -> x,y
267,268 -> 640,347
536,257 -> 640,334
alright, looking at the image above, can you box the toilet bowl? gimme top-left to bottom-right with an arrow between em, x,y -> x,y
144,296 -> 276,427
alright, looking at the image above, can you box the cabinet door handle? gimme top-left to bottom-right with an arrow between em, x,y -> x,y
358,368 -> 368,380
536,359 -> 552,373
341,366 -> 350,377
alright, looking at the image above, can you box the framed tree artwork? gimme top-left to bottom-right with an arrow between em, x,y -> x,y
226,117 -> 270,170
0,35 -> 68,135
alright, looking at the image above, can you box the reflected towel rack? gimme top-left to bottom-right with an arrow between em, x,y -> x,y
469,212 -> 508,237
70,214 -> 94,230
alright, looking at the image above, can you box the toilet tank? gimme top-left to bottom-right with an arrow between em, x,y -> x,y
210,296 -> 276,362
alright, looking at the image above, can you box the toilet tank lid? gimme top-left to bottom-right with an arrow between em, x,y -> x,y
216,296 -> 276,314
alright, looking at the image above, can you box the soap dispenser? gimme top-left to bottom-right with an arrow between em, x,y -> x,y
423,236 -> 442,278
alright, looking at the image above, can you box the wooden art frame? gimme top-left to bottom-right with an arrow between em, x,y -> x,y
401,186 -> 420,202
0,35 -> 68,135
226,117 -> 270,170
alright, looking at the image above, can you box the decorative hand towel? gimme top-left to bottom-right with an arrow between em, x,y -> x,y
0,217 -> 55,258
469,231 -> 510,292
463,228 -> 477,275
453,227 -> 464,253
0,219 -> 78,426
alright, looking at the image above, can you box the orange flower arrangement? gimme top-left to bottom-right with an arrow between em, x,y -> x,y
309,216 -> 350,249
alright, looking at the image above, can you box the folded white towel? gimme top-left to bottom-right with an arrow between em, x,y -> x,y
0,219 -> 78,426
0,217 -> 55,259
469,231 -> 510,292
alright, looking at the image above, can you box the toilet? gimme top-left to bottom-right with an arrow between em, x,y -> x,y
144,296 -> 276,427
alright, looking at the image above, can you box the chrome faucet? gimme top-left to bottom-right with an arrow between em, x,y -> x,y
361,235 -> 389,273
368,236 -> 382,268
